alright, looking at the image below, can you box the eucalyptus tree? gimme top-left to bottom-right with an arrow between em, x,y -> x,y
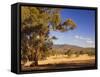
21,6 -> 77,66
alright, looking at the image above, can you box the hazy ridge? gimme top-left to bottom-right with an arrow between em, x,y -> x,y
52,44 -> 95,52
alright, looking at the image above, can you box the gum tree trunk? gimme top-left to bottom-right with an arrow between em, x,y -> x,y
34,48 -> 38,66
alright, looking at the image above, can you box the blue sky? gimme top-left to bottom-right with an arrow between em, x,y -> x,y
50,9 -> 95,48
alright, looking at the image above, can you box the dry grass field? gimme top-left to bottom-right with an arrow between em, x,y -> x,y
22,54 -> 95,71
39,54 -> 95,65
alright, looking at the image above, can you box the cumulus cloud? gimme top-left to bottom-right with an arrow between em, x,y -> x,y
75,35 -> 80,39
86,40 -> 94,44
75,35 -> 90,40
75,35 -> 95,47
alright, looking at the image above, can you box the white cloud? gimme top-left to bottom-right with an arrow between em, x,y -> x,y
86,40 -> 94,44
75,35 -> 90,40
74,35 -> 95,47
75,35 -> 80,39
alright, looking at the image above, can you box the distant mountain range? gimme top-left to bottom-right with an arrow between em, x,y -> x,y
52,44 -> 95,52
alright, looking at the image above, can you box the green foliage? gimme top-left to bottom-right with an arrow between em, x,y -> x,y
21,6 -> 77,65
63,19 -> 76,30
87,51 -> 95,56
66,49 -> 72,57
75,51 -> 80,57
63,49 -> 95,57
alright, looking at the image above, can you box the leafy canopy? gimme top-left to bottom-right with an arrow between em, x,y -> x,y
21,6 -> 77,62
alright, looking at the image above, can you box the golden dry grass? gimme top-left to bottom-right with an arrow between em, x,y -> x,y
23,54 -> 95,67
38,54 -> 95,65
22,54 -> 95,71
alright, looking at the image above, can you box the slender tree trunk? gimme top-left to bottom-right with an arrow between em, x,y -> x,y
34,48 -> 38,66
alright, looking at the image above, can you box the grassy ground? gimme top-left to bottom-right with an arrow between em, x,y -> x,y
22,54 -> 95,71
